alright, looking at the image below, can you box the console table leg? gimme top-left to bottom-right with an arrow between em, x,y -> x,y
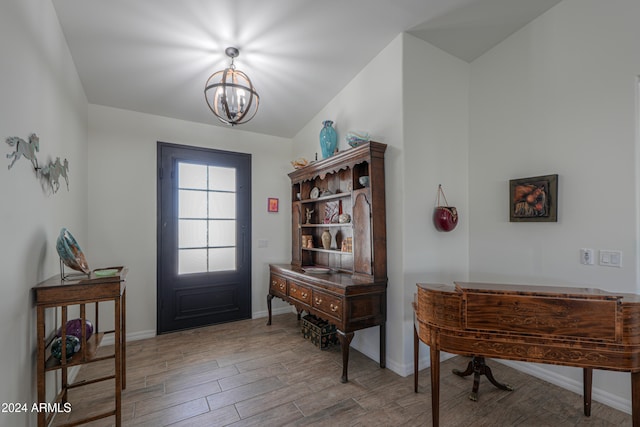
430,347 -> 440,427
379,322 -> 386,368
583,368 -> 592,417
337,330 -> 354,383
122,288 -> 127,390
414,323 -> 419,393
632,371 -> 640,426
37,306 -> 45,427
266,294 -> 273,326
115,295 -> 122,426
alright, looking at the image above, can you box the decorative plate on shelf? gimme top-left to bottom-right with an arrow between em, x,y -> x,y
94,268 -> 118,277
310,187 -> 320,199
303,267 -> 332,274
56,228 -> 90,274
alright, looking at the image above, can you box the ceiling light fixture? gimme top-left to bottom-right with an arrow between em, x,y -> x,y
204,47 -> 259,126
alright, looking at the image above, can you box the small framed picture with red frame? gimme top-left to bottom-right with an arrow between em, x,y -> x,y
267,197 -> 279,213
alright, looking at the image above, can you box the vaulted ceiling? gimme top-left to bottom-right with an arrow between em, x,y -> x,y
52,0 -> 562,138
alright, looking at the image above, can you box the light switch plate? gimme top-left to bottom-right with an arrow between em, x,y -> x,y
599,250 -> 622,267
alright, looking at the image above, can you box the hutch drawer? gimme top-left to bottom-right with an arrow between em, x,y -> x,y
312,289 -> 343,322
270,274 -> 287,297
289,281 -> 312,305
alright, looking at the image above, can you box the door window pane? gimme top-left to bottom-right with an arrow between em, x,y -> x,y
209,192 -> 236,218
179,219 -> 207,248
179,189 -> 207,218
209,220 -> 236,246
179,163 -> 207,190
208,247 -> 236,271
179,249 -> 207,274
209,166 -> 236,191
177,162 -> 238,275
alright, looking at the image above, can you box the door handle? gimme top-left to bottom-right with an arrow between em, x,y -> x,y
240,229 -> 246,268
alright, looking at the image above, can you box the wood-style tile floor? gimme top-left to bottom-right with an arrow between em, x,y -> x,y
53,313 -> 631,426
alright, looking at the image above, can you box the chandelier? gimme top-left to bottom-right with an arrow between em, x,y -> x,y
204,47 -> 259,126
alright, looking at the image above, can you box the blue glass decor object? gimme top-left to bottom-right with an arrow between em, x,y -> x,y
319,120 -> 337,158
345,131 -> 370,148
56,228 -> 91,274
51,335 -> 81,360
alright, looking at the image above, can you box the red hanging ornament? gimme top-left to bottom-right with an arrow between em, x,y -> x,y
433,184 -> 458,232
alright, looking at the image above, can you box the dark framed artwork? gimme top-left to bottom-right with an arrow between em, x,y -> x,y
509,174 -> 558,222
267,197 -> 279,213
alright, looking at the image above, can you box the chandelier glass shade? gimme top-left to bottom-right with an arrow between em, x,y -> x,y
204,47 -> 259,126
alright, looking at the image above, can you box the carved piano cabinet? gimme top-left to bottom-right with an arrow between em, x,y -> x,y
414,281 -> 640,427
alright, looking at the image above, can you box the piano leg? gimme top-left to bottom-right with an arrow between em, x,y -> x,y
430,347 -> 440,427
583,368 -> 592,417
452,359 -> 475,377
632,371 -> 640,426
452,356 -> 513,401
414,323 -> 419,393
484,361 -> 514,393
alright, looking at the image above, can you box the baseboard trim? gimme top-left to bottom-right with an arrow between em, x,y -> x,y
496,359 -> 632,415
100,308 -> 294,346
392,352 -> 632,415
100,329 -> 156,346
252,306 -> 297,319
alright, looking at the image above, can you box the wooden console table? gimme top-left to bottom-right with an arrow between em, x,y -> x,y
414,281 -> 640,426
33,267 -> 127,427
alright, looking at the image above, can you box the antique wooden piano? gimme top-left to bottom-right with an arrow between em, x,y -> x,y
414,281 -> 640,426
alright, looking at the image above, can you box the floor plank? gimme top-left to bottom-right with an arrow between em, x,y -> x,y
52,313 -> 632,426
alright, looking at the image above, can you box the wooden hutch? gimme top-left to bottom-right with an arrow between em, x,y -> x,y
268,141 -> 387,382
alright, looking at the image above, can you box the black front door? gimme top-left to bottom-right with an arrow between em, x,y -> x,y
157,142 -> 251,333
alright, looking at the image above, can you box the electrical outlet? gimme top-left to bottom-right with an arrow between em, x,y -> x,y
580,248 -> 594,265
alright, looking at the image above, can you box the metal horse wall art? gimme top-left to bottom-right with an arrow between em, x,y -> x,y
5,133 -> 70,194
41,157 -> 69,192
6,133 -> 39,170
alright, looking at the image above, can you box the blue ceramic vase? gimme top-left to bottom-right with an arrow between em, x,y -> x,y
319,120 -> 337,158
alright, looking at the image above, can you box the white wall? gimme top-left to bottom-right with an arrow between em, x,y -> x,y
402,33 -> 470,370
0,1 -> 88,426
87,105 -> 292,337
469,0 -> 640,412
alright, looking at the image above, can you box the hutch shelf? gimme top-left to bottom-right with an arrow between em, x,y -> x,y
33,267 -> 127,427
268,141 -> 387,383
